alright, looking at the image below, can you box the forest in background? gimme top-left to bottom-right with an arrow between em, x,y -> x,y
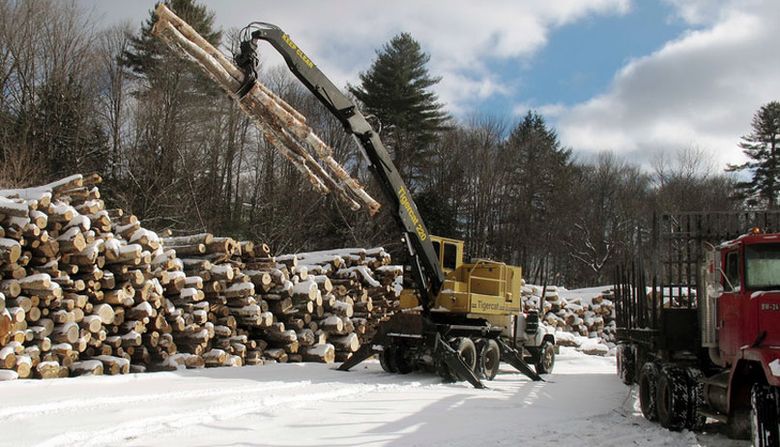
2,0 -> 775,287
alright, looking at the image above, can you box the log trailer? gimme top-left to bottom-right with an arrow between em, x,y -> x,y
615,212 -> 780,445
151,5 -> 552,388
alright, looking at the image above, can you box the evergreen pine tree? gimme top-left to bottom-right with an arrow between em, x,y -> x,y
349,33 -> 449,186
727,101 -> 780,208
121,0 -> 221,88
502,111 -> 573,267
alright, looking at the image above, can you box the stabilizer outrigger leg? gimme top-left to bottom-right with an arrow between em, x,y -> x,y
434,333 -> 485,389
337,324 -> 486,389
337,341 -> 380,372
496,338 -> 544,382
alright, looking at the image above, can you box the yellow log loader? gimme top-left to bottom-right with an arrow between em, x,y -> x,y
153,5 -> 555,388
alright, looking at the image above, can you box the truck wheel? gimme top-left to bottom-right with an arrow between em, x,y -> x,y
393,345 -> 414,374
455,337 -> 477,372
656,366 -> 689,431
617,344 -> 635,385
481,339 -> 500,381
685,368 -> 706,431
751,384 -> 780,446
535,341 -> 555,375
379,346 -> 397,373
639,362 -> 659,421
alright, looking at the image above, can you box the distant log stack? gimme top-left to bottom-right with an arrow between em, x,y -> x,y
0,174 -> 403,379
521,285 -> 616,343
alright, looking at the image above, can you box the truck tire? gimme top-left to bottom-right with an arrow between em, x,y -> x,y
685,368 -> 706,431
617,344 -> 636,385
639,362 -> 659,421
455,337 -> 477,372
535,341 -> 555,375
393,344 -> 414,374
751,384 -> 780,447
481,339 -> 500,381
657,366 -> 689,431
379,346 -> 397,373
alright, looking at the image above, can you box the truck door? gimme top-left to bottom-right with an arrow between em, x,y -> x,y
718,249 -> 742,364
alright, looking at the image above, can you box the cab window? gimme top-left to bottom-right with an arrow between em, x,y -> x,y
443,243 -> 457,270
723,251 -> 740,291
432,240 -> 441,262
745,243 -> 780,290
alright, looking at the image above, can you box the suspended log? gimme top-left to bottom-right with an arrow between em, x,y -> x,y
151,4 -> 379,215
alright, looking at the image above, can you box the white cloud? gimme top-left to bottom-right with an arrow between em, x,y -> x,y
545,0 -> 780,170
79,0 -> 630,124
203,0 -> 630,112
662,0 -> 733,25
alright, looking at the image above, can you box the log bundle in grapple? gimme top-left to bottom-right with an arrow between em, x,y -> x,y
0,174 -> 402,380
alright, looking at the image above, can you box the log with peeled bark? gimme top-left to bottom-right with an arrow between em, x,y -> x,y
70,359 -> 104,376
35,360 -> 62,379
328,332 -> 360,352
0,238 -> 22,264
94,355 -> 130,375
301,343 -> 335,363
52,322 -> 79,344
203,348 -> 229,367
14,355 -> 32,378
0,309 -> 10,344
0,344 -> 16,368
162,233 -> 214,247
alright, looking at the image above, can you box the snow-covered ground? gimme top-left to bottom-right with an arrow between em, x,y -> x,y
0,348 -> 748,447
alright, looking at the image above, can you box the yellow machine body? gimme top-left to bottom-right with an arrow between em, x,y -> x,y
399,235 -> 522,317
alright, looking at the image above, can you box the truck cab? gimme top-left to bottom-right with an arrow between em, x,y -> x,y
709,230 -> 780,386
616,214 -> 780,445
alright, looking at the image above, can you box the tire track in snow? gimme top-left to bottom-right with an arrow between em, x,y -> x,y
0,380 -> 308,421
33,381 -> 428,447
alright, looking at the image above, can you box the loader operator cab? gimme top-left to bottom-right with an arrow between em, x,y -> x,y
400,235 -> 522,316
430,236 -> 464,273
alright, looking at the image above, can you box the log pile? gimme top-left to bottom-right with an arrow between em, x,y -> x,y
521,285 -> 616,344
0,175 -> 402,380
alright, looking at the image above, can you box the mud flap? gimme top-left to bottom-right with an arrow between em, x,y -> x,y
497,338 -> 544,382
435,333 -> 485,389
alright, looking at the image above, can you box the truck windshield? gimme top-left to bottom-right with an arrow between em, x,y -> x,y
745,243 -> 780,290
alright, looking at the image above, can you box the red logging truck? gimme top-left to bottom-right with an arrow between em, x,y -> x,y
615,212 -> 780,445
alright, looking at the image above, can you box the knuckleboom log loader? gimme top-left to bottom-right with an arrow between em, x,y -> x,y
615,212 -> 780,445
151,5 -> 553,388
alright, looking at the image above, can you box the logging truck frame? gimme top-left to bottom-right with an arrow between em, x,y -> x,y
615,211 -> 780,446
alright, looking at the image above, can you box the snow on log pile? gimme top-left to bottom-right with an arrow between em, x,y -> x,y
0,174 -> 402,380
521,285 -> 617,355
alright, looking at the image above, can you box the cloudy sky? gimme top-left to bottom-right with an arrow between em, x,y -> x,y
78,0 -> 780,170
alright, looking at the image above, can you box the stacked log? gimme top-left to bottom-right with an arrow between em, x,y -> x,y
176,245 -> 403,365
0,175 -> 403,379
521,285 -> 616,343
